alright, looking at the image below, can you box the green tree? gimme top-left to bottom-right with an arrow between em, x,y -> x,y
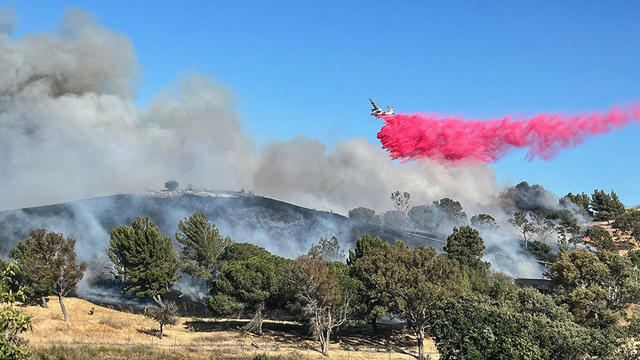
9,237 -> 54,308
219,243 -> 271,263
444,226 -> 487,269
108,217 -> 180,306
0,261 -> 32,360
551,249 -> 640,328
347,234 -> 384,265
352,243 -> 469,359
291,249 -> 352,357
587,226 -> 616,252
144,301 -> 178,339
431,294 -> 595,360
562,192 -> 593,216
175,212 -> 231,286
470,213 -> 497,229
527,240 -> 556,263
347,235 -> 386,332
590,190 -> 625,222
209,253 -> 292,335
627,249 -> 640,268
347,207 -> 380,224
9,230 -> 86,322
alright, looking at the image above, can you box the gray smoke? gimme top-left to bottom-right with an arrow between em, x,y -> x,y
500,182 -> 561,213
0,8 -> 500,214
0,8 -> 555,286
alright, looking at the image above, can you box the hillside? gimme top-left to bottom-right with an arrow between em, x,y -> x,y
583,219 -> 638,254
0,191 -> 444,306
24,296 -> 438,360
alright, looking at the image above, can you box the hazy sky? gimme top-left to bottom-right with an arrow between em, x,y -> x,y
9,0 -> 640,205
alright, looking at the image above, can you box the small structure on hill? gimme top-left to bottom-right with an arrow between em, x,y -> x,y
514,278 -> 554,294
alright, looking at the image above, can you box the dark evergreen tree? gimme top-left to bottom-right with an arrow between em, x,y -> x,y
209,253 -> 293,335
561,192 -> 592,216
444,226 -> 487,269
590,190 -> 625,222
175,212 -> 231,286
219,242 -> 270,263
347,235 -> 386,332
108,217 -> 180,306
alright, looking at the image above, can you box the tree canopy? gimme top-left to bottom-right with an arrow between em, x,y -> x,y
351,242 -> 469,359
108,217 -> 180,306
209,252 -> 293,335
590,190 -> 625,222
561,192 -> 593,216
444,226 -> 487,269
470,213 -> 497,229
551,249 -> 640,328
219,242 -> 270,263
175,212 -> 231,285
9,229 -> 86,322
347,207 -> 380,224
291,247 -> 352,356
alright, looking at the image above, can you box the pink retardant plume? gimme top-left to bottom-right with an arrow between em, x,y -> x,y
377,103 -> 640,163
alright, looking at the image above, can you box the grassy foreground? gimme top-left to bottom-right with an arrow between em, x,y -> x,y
23,297 -> 438,360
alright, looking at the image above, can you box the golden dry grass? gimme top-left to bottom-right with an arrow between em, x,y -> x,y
22,296 -> 439,360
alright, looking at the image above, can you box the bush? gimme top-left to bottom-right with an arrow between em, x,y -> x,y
144,302 -> 178,339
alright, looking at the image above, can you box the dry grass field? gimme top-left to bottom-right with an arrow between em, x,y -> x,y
22,297 -> 438,360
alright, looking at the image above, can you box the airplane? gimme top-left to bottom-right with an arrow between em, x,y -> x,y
369,98 -> 394,117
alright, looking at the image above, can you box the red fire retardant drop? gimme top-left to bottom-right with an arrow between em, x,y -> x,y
377,104 -> 640,163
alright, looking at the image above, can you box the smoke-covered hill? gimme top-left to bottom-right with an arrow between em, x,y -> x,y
0,191 -> 444,307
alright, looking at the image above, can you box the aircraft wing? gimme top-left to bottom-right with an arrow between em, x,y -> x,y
369,98 -> 379,110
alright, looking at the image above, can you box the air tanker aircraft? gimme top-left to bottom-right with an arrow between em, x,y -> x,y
369,98 -> 394,117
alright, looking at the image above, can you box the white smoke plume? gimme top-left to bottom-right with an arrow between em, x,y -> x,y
0,8 -> 500,214
0,8 -> 560,280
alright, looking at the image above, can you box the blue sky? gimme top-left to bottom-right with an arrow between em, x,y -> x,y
10,1 -> 640,205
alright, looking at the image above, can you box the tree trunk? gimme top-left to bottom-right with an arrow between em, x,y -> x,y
321,328 -> 331,356
159,323 -> 163,339
58,295 -> 68,322
152,294 -> 164,307
249,302 -> 265,335
416,328 -> 426,360
371,316 -> 378,334
41,296 -> 48,308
